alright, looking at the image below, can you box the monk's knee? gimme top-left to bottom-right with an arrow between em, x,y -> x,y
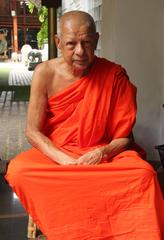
136,161 -> 157,191
5,157 -> 26,188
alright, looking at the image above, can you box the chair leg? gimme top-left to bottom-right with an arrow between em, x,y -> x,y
27,215 -> 37,239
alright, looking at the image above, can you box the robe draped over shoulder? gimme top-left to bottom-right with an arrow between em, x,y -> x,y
44,57 -> 137,158
5,57 -> 164,240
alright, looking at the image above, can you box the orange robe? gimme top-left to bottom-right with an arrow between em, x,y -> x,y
6,57 -> 164,240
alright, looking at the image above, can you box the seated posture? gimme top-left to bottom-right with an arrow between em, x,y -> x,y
6,11 -> 164,240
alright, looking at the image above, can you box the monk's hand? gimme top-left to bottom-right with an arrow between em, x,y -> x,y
57,155 -> 78,165
53,150 -> 78,165
77,147 -> 107,165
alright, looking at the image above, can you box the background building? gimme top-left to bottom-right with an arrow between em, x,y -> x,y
0,0 -> 41,54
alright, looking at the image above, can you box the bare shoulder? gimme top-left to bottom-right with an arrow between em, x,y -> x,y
32,59 -> 56,81
31,58 -> 60,91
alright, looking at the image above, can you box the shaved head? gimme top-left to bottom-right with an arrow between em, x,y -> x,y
59,10 -> 96,35
55,10 -> 99,73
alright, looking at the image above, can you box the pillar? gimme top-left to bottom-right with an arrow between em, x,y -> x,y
42,0 -> 61,59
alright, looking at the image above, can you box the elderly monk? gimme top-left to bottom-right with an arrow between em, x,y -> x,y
6,11 -> 164,240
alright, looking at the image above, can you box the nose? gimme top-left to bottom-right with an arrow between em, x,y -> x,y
75,42 -> 85,56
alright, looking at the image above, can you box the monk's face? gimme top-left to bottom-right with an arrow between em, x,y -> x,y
56,20 -> 99,71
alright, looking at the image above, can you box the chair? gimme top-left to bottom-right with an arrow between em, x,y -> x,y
27,215 -> 37,239
155,144 -> 164,168
27,216 -> 47,239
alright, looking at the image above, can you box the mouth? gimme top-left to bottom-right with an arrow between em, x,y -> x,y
73,59 -> 88,65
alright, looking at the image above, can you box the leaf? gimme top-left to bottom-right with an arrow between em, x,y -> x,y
26,4 -> 48,49
26,2 -> 35,13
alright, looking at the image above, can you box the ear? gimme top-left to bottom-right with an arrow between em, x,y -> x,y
94,32 -> 99,50
54,34 -> 62,49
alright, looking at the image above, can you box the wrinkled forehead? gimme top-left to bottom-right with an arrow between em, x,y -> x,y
60,14 -> 96,33
60,21 -> 95,40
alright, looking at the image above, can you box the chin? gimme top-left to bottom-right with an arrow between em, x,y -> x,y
73,61 -> 90,71
74,64 -> 88,70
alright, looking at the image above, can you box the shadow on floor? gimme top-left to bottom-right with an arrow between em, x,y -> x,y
0,175 -> 28,240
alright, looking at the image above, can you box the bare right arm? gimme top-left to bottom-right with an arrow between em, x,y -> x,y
26,62 -> 77,165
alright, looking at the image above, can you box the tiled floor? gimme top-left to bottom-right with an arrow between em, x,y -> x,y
0,62 -> 32,161
0,83 -> 30,239
0,91 -> 31,161
0,175 -> 28,240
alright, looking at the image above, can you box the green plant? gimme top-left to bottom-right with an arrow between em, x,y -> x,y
27,2 -> 48,49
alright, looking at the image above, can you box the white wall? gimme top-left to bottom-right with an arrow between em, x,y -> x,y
101,0 -> 164,160
62,0 -> 89,12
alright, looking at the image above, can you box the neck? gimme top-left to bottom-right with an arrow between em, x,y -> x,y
59,57 -> 96,79
65,60 -> 95,78
71,66 -> 90,78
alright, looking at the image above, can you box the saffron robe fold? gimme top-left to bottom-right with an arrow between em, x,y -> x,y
6,57 -> 164,240
44,57 -> 137,158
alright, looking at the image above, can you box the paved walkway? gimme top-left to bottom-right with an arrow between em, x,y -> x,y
0,62 -> 32,161
0,91 -> 31,161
